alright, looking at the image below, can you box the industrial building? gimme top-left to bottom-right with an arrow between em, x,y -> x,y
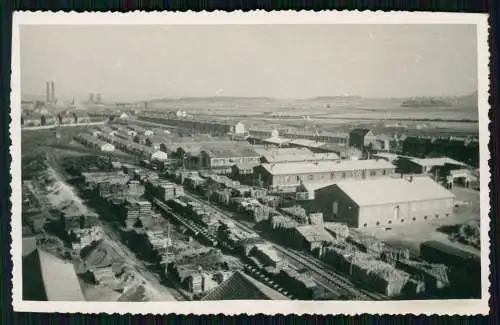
254,147 -> 339,164
398,157 -> 468,176
254,159 -> 396,191
287,138 -> 325,149
138,115 -> 233,136
284,130 -> 349,145
200,143 -> 261,175
248,127 -> 281,140
292,224 -> 335,251
313,143 -> 363,160
262,137 -> 291,147
349,128 -> 378,148
314,176 -> 455,227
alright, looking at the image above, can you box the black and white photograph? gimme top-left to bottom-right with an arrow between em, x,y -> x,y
11,11 -> 490,315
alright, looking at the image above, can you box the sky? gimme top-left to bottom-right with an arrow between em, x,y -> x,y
20,24 -> 478,102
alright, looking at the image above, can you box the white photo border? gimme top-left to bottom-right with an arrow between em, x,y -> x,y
10,10 -> 491,315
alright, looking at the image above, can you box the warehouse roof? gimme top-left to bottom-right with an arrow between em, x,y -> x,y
373,152 -> 403,162
202,143 -> 260,158
332,177 -> 455,206
285,130 -> 349,139
260,159 -> 395,176
263,137 -> 291,145
202,271 -> 288,300
257,147 -> 339,163
409,157 -> 467,168
298,181 -> 337,194
290,139 -> 327,148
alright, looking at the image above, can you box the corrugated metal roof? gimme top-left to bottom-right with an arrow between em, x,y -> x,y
261,159 -> 395,176
202,271 -> 288,300
333,176 -> 455,206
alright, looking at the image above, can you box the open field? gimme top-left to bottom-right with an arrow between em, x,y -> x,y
147,95 -> 478,121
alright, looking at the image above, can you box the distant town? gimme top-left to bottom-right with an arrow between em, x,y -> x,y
21,80 -> 481,302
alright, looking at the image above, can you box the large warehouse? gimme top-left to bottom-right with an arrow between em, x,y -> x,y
314,176 -> 455,228
254,159 -> 396,191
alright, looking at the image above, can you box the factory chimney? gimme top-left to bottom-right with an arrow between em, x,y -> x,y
46,82 -> 51,103
50,81 -> 55,103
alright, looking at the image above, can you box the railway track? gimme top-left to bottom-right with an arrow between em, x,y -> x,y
151,198 -> 218,245
152,197 -> 299,299
182,192 -> 388,300
275,246 -> 387,300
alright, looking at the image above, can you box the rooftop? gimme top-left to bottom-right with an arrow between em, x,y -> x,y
202,271 -> 288,300
202,143 -> 260,158
332,176 -> 455,206
256,147 -> 339,163
285,130 -> 349,138
373,152 -> 403,161
289,139 -> 327,148
263,137 -> 291,145
261,159 -> 395,176
409,157 -> 468,168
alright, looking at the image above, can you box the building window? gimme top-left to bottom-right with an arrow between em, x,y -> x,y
401,219 -> 405,222
424,216 -> 428,220
296,176 -> 300,181
435,214 -> 439,219
319,174 -> 325,180
342,172 -> 346,179
363,223 -> 367,227
383,170 -> 387,175
330,172 -> 335,180
412,217 -> 416,221
388,220 -> 392,224
307,174 -> 314,181
446,213 -> 449,217
370,171 -> 376,177
376,222 -> 380,226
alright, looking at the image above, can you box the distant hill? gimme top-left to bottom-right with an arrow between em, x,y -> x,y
401,98 -> 453,108
453,91 -> 478,107
310,96 -> 363,101
400,91 -> 478,108
147,96 -> 276,104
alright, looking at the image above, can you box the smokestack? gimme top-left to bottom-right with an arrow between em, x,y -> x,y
46,82 -> 50,103
50,81 -> 55,103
